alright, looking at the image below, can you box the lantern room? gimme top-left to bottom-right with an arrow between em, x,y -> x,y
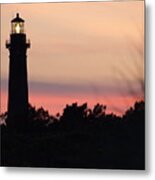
11,13 -> 25,34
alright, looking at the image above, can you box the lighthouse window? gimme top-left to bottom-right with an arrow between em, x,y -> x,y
12,22 -> 24,34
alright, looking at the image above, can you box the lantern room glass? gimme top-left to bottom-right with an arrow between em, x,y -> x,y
11,22 -> 24,34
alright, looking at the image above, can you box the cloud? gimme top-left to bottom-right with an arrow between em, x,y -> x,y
1,78 -> 143,98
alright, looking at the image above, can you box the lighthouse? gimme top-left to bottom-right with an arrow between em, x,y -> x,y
6,13 -> 30,127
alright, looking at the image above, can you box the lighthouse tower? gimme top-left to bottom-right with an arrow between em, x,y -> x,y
6,13 -> 30,127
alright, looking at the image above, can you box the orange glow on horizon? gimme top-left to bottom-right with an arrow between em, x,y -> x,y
1,90 -> 143,116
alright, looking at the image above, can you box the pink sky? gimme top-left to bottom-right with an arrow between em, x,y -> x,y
1,1 -> 144,116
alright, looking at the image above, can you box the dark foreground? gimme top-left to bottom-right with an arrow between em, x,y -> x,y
1,101 -> 145,169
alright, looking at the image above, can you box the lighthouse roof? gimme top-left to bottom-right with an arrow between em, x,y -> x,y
11,13 -> 24,23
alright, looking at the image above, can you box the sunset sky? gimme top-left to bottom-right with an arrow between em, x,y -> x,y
1,1 -> 144,116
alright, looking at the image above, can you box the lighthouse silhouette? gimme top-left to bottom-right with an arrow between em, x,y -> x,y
6,13 -> 30,127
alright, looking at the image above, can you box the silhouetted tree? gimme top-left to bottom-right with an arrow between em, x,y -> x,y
0,100 -> 145,169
